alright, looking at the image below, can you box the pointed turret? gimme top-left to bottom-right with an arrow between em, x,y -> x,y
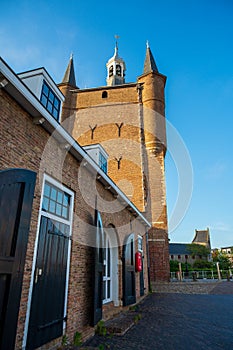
62,53 -> 77,87
143,41 -> 158,74
138,41 -> 169,282
106,36 -> 126,86
58,54 -> 77,124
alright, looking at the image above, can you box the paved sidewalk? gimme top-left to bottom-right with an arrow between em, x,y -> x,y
82,281 -> 233,350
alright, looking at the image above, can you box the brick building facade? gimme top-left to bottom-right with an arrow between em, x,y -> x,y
59,42 -> 170,283
0,57 -> 150,349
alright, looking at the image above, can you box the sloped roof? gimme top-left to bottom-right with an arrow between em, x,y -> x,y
61,54 -> 76,87
143,44 -> 158,74
192,228 -> 210,247
169,243 -> 190,255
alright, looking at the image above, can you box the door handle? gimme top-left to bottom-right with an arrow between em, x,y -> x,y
35,267 -> 43,283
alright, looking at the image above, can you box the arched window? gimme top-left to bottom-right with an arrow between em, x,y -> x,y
102,91 -> 108,98
103,231 -> 112,304
116,64 -> 121,76
109,65 -> 113,77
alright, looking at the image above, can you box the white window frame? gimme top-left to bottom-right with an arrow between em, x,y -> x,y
41,177 -> 73,225
23,174 -> 74,349
138,235 -> 143,252
103,231 -> 112,304
40,176 -> 74,327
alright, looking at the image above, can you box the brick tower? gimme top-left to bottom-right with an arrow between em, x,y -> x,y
58,41 -> 170,282
137,42 -> 169,282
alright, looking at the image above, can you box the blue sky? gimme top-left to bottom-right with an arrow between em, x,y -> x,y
1,0 -> 233,248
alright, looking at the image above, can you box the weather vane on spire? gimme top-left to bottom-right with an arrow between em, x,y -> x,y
115,34 -> 120,50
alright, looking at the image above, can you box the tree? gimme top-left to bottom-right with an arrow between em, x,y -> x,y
193,260 -> 213,270
212,251 -> 232,270
170,260 -> 192,272
186,243 -> 210,258
170,260 -> 179,272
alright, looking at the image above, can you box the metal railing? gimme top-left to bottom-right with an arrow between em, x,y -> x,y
170,269 -> 232,281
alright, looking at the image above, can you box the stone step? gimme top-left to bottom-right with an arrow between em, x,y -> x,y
104,312 -> 137,336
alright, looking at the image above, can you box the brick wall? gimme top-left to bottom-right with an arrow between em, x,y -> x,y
70,98 -> 146,212
0,88 -> 149,349
60,71 -> 170,282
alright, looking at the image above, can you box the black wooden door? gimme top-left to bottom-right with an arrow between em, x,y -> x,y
140,258 -> 144,296
123,234 -> 136,306
26,216 -> 69,350
0,168 -> 36,350
91,210 -> 104,326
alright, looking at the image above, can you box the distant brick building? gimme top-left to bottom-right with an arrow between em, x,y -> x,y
169,243 -> 193,264
169,228 -> 212,264
213,246 -> 233,265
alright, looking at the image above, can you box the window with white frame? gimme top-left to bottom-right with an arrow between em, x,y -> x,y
42,181 -> 71,220
36,175 -> 74,334
103,231 -> 112,303
138,236 -> 143,252
40,80 -> 61,121
41,176 -> 74,236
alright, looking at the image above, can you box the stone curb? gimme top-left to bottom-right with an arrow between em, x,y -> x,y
151,281 -> 220,294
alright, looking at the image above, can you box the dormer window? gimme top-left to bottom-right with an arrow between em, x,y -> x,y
99,152 -> 107,174
18,68 -> 64,122
83,144 -> 108,175
40,80 -> 61,121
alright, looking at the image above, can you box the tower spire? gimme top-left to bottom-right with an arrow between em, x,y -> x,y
106,36 -> 126,86
61,53 -> 77,87
143,42 -> 158,74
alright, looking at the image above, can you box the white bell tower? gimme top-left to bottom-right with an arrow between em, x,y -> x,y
106,36 -> 126,86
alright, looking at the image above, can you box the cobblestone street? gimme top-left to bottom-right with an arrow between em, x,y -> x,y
83,281 -> 233,350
